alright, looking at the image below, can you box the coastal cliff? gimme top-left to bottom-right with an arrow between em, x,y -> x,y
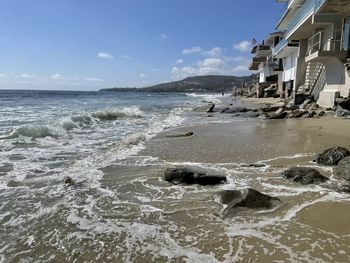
99,75 -> 256,93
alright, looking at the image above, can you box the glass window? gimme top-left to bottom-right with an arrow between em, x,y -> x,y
342,16 -> 350,50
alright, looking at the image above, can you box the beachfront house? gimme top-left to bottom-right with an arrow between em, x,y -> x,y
249,32 -> 284,98
252,0 -> 350,107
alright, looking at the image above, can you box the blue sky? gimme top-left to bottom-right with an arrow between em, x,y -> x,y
0,0 -> 285,90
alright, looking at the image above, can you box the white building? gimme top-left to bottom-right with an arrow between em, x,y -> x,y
274,0 -> 350,107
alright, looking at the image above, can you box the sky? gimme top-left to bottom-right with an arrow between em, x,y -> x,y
0,0 -> 286,90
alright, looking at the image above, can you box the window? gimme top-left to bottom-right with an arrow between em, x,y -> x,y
342,16 -> 350,50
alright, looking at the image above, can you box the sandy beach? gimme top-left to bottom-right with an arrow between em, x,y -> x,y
97,97 -> 350,262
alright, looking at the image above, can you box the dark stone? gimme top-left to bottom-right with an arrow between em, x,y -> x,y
313,147 -> 350,166
206,103 -> 215,113
294,94 -> 309,105
334,156 -> 350,181
64,176 -> 74,186
318,110 -> 326,117
289,109 -> 307,118
221,107 -> 250,114
282,167 -> 328,184
213,188 -> 281,217
233,111 -> 260,118
262,106 -> 281,113
240,163 -> 266,168
164,167 -> 226,185
268,111 -> 288,119
336,184 -> 350,194
336,106 -> 350,117
337,98 -> 350,111
303,111 -> 316,118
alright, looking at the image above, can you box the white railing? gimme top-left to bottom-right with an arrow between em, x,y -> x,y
307,30 -> 343,56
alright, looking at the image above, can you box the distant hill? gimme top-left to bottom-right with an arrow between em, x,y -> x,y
99,75 -> 256,93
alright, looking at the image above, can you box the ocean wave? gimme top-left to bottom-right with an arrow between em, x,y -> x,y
92,106 -> 144,121
0,125 -> 61,139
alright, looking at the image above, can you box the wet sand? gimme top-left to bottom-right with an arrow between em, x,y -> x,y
97,106 -> 350,262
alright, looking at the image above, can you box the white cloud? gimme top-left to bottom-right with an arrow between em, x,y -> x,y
182,46 -> 203,55
171,66 -> 196,79
204,47 -> 222,57
160,33 -> 168,39
85,77 -> 103,82
198,58 -> 225,68
51,73 -> 63,80
119,55 -> 132,60
97,52 -> 115,59
232,65 -> 248,73
233,40 -> 252,52
19,73 -> 33,79
175,59 -> 184,64
139,73 -> 146,78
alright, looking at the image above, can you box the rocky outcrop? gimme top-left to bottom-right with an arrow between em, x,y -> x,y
206,103 -> 215,113
213,188 -> 281,217
268,111 -> 288,119
164,167 -> 226,185
289,109 -> 307,118
221,107 -> 250,114
281,167 -> 328,184
313,147 -> 350,165
334,156 -> 350,181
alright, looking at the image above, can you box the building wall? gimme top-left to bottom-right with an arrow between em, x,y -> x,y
282,50 -> 298,82
258,63 -> 270,83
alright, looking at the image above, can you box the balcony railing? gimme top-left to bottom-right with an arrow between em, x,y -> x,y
273,38 -> 288,55
287,0 -> 326,37
307,30 -> 343,56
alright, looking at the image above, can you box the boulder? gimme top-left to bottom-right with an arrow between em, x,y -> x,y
289,109 -> 307,118
262,106 -> 281,113
64,176 -> 74,186
336,106 -> 350,117
318,110 -> 326,117
221,107 -> 250,114
213,188 -> 281,217
268,111 -> 288,120
164,167 -> 226,185
274,107 -> 284,115
281,167 -> 328,184
313,147 -> 350,165
304,111 -> 316,118
206,103 -> 215,113
337,98 -> 350,111
336,184 -> 350,194
334,156 -> 350,181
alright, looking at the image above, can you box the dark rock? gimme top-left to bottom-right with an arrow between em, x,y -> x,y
318,110 -> 326,117
206,103 -> 215,113
165,132 -> 194,138
234,111 -> 260,118
334,156 -> 350,181
213,188 -> 281,217
337,98 -> 350,111
282,167 -> 328,184
289,109 -> 307,118
240,163 -> 266,168
336,184 -> 350,194
64,176 -> 74,186
268,111 -> 288,119
273,94 -> 280,98
313,147 -> 350,166
221,107 -> 250,114
304,111 -> 316,118
262,106 -> 281,113
294,94 -> 309,105
164,167 -> 226,185
336,106 -> 350,117
274,107 -> 284,115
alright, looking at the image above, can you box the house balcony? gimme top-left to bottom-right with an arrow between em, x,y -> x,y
305,30 -> 348,62
249,57 -> 267,70
251,45 -> 271,58
286,0 -> 326,39
273,38 -> 299,58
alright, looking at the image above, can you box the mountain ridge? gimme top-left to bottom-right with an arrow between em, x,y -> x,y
99,74 -> 256,93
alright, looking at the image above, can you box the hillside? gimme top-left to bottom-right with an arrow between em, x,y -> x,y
99,75 -> 256,93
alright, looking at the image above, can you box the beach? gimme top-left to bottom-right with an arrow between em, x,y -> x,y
97,97 -> 350,262
2,92 -> 350,262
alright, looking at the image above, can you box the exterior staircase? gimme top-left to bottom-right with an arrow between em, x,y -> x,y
295,61 -> 326,101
